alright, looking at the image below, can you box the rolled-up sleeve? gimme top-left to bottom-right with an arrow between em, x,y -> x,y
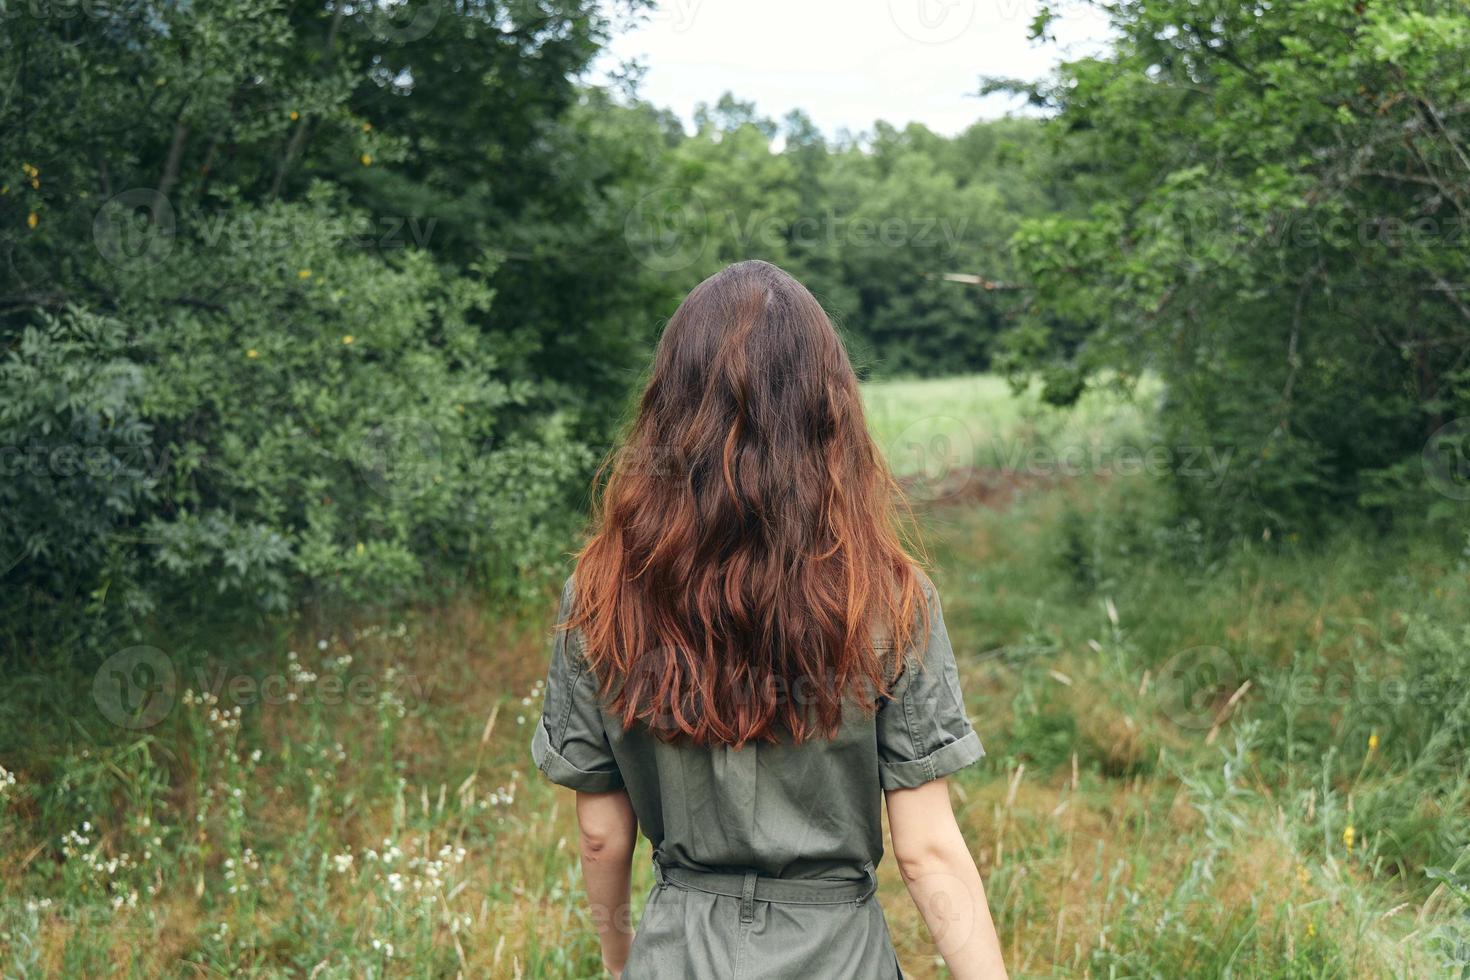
876,580 -> 985,790
530,577 -> 624,793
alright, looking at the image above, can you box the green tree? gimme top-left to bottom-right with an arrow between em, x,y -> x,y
0,0 -> 655,654
994,0 -> 1470,536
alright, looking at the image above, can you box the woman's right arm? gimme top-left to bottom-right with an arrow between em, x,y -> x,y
885,778 -> 1008,980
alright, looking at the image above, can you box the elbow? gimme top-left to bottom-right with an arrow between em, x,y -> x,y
574,789 -> 637,865
579,826 -> 634,864
893,837 -> 957,886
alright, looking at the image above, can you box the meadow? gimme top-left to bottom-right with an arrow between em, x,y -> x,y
2,374 -> 1467,978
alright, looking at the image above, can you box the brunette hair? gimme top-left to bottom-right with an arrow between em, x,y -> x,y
566,260 -> 928,747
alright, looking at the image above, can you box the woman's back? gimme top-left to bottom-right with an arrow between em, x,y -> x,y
529,260 -> 1006,979
533,572 -> 984,977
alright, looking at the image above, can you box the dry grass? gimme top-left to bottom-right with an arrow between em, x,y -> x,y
4,472 -> 1465,976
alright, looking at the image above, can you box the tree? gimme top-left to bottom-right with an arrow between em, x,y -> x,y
992,0 -> 1470,536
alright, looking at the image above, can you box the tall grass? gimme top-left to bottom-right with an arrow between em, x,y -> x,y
2,374 -> 1465,977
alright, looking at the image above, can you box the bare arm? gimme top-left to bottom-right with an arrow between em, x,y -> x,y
576,789 -> 638,978
885,778 -> 1008,980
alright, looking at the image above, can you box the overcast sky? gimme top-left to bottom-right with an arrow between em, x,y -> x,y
598,0 -> 1114,138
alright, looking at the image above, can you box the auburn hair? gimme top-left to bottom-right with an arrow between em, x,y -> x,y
566,260 -> 928,747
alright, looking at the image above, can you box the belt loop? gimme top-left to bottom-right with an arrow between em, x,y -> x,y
651,853 -> 666,887
857,862 -> 876,908
739,871 -> 757,924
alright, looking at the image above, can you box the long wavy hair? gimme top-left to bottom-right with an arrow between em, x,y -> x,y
566,260 -> 928,747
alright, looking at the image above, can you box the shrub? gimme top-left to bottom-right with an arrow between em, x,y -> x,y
1,195 -> 595,658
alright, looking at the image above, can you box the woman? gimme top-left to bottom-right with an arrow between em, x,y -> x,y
531,260 -> 1008,979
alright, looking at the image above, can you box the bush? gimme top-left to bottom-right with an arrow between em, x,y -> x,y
1,195 -> 595,658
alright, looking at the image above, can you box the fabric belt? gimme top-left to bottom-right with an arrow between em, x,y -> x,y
652,856 -> 878,924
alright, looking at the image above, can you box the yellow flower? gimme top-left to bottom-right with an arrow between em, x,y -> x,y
1342,824 -> 1355,852
360,153 -> 372,167
246,349 -> 259,359
341,335 -> 355,345
1367,731 -> 1379,752
362,121 -> 372,132
1296,864 -> 1309,886
1305,922 -> 1316,938
298,268 -> 312,279
26,212 -> 37,229
355,541 -> 365,556
290,110 -> 299,121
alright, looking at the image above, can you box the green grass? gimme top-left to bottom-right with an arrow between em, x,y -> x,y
913,469 -> 1469,977
863,373 -> 1157,483
2,373 -> 1467,977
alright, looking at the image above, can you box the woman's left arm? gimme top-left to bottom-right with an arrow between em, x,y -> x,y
576,788 -> 638,978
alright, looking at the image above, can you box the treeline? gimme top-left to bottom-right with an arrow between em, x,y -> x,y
3,0 -> 1467,657
614,95 -> 1062,375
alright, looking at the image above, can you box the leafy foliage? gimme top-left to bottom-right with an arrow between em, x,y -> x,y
993,0 -> 1470,538
0,1 -> 647,654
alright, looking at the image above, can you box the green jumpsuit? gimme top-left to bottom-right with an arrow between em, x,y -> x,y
531,577 -> 984,979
